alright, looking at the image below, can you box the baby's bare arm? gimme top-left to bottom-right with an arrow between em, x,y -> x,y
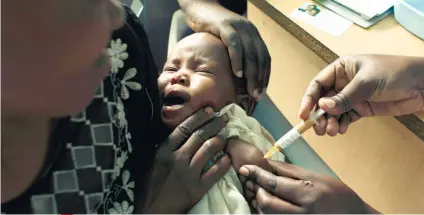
225,139 -> 273,213
226,139 -> 273,175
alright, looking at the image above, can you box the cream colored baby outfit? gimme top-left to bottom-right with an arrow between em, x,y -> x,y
189,104 -> 286,214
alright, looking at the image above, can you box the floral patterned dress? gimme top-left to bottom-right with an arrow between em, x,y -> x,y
1,6 -> 163,214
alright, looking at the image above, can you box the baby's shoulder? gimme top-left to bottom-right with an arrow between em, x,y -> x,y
226,138 -> 273,173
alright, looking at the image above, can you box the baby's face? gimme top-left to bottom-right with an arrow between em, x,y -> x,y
158,33 -> 236,128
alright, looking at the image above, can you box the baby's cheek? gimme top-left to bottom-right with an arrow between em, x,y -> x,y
157,74 -> 170,92
192,80 -> 226,110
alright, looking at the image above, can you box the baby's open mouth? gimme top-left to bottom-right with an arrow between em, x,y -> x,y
162,90 -> 190,107
163,95 -> 186,106
161,89 -> 192,126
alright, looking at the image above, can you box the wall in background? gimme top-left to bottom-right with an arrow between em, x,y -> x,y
118,0 -> 177,70
140,0 -> 180,70
247,2 -> 424,213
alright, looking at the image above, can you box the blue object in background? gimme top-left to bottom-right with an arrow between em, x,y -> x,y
394,0 -> 424,40
405,0 -> 424,10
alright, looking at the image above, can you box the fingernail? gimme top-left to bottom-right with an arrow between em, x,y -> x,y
258,90 -> 266,101
252,200 -> 257,208
204,107 -> 214,114
236,70 -> 243,78
256,95 -> 263,101
239,166 -> 249,176
299,98 -> 307,116
246,180 -> 254,190
322,98 -> 336,109
256,88 -> 267,101
253,89 -> 260,99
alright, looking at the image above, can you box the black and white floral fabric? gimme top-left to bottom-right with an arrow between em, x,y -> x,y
1,6 -> 162,214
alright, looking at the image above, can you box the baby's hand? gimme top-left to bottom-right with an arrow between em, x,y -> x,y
226,139 -> 273,178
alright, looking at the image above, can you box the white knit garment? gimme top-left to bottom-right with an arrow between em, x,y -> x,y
188,104 -> 285,214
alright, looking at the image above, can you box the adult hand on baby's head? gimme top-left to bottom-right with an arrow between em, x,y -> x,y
141,107 -> 231,213
182,2 -> 271,100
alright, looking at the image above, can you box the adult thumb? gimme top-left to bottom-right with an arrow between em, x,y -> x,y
318,77 -> 371,115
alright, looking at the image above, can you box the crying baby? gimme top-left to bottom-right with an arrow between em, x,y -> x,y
157,32 -> 285,213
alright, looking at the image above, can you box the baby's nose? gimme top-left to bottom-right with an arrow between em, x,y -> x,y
171,74 -> 190,86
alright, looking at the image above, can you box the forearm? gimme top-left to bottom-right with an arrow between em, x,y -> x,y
408,56 -> 424,90
385,55 -> 424,88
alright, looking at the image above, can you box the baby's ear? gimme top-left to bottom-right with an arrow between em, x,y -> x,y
237,94 -> 256,116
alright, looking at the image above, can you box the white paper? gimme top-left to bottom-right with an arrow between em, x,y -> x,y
289,1 -> 353,37
333,0 -> 396,19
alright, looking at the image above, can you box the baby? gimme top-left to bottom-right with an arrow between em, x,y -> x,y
158,32 -> 285,213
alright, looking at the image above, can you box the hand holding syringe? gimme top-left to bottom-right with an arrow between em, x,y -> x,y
264,108 -> 326,159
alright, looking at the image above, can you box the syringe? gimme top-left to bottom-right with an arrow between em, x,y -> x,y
263,108 -> 326,159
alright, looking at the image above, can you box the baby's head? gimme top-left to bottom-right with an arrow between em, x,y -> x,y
158,33 -> 255,128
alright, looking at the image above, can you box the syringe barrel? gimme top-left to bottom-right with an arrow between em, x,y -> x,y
275,127 -> 301,149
